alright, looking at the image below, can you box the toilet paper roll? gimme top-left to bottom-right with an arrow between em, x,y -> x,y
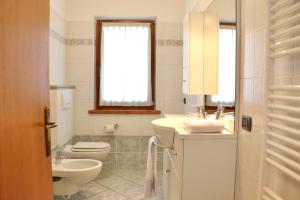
105,124 -> 115,133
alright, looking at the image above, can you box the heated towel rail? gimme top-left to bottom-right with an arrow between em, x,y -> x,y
262,0 -> 300,199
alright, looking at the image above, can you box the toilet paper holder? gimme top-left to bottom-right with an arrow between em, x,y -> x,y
113,123 -> 120,129
104,123 -> 120,130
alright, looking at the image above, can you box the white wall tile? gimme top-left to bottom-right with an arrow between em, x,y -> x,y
74,82 -> 94,101
66,63 -> 94,84
243,33 -> 254,78
157,22 -> 183,40
66,21 -> 94,38
49,38 -> 66,85
252,78 -> 264,129
242,0 -> 255,34
254,27 -> 265,78
254,0 -> 267,28
66,45 -> 95,64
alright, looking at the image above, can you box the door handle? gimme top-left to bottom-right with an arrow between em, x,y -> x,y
44,107 -> 57,157
46,121 -> 57,129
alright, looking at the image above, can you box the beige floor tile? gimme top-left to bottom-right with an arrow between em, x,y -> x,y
88,190 -> 127,200
78,181 -> 107,198
131,176 -> 146,186
110,182 -> 144,198
96,174 -> 129,187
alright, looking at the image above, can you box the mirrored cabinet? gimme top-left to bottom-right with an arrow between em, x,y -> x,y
183,12 -> 219,95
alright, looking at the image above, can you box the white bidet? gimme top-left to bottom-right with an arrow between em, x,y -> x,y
52,159 -> 102,198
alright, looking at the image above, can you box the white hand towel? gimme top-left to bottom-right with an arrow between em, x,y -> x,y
183,118 -> 225,133
144,136 -> 157,197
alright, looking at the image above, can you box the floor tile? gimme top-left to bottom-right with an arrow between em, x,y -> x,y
53,193 -> 87,200
131,176 -> 146,186
109,182 -> 144,198
96,174 -> 129,187
78,181 -> 107,198
128,193 -> 164,200
119,171 -> 144,181
89,190 -> 127,200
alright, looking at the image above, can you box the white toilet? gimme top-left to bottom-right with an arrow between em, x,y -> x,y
63,142 -> 111,161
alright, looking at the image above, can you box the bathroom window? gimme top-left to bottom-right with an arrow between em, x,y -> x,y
205,24 -> 236,112
90,20 -> 160,114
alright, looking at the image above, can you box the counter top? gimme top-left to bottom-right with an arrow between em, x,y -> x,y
164,114 -> 237,140
175,127 -> 237,140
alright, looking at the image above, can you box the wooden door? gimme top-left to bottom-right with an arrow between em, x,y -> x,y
0,0 -> 53,200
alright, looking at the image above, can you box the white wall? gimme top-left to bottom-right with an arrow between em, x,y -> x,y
185,0 -> 214,12
206,0 -> 236,22
65,0 -> 185,22
235,0 -> 267,199
49,0 -> 66,85
64,0 -> 185,136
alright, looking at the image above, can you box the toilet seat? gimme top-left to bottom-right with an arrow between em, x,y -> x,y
71,147 -> 110,152
63,142 -> 111,161
72,142 -> 110,152
73,142 -> 110,150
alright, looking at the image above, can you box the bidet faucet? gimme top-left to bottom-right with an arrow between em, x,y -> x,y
215,105 -> 225,120
191,105 -> 207,119
55,147 -> 65,164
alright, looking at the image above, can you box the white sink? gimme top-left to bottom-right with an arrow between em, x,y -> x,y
152,116 -> 225,148
152,117 -> 188,148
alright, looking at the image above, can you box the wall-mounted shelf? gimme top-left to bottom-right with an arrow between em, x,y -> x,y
49,85 -> 76,90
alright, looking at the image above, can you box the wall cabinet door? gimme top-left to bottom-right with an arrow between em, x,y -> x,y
182,12 -> 219,95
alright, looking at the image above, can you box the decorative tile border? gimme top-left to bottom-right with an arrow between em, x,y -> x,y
65,39 -> 94,46
50,30 -> 183,47
157,39 -> 183,47
50,29 -> 65,44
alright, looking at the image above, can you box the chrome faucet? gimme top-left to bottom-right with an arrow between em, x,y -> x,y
55,146 -> 65,164
195,105 -> 207,119
215,105 -> 225,120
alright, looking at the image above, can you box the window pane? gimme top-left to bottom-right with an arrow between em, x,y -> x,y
207,27 -> 236,106
100,23 -> 153,106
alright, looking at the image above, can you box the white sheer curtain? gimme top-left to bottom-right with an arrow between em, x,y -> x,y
208,26 -> 236,106
100,23 -> 153,106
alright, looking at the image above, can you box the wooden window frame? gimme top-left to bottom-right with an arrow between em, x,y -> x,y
204,96 -> 235,114
204,22 -> 236,114
89,19 -> 160,114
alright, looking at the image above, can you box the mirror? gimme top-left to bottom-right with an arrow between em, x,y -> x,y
184,0 -> 237,132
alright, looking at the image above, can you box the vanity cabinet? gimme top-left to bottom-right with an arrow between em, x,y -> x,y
182,12 -> 219,95
163,130 -> 237,200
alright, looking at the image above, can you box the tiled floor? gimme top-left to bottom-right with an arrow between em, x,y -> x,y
54,169 -> 164,200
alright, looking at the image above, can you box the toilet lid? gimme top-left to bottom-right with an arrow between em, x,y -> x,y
73,142 -> 110,150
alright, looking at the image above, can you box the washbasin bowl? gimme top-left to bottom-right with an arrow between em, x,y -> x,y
152,117 -> 189,148
152,116 -> 224,148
